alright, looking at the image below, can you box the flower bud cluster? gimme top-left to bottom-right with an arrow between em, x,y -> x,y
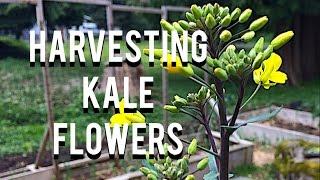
208,30 -> 294,80
140,140 -> 208,179
158,3 -> 294,83
164,85 -> 213,114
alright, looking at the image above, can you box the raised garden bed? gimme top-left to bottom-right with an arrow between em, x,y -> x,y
1,131 -> 253,180
237,106 -> 319,144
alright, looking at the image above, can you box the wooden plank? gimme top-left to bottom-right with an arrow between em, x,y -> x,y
35,0 -> 60,178
0,167 -> 28,178
165,5 -> 188,12
106,1 -> 113,31
45,0 -> 110,5
161,6 -> 169,132
34,127 -> 49,168
112,4 -> 162,14
0,0 -> 36,4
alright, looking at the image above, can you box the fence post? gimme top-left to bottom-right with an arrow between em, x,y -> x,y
35,0 -> 60,178
161,6 -> 169,132
106,0 -> 113,31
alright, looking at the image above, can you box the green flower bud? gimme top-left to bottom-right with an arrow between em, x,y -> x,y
263,45 -> 273,59
191,5 -> 202,19
212,3 -> 220,15
221,58 -> 230,66
183,154 -> 189,162
249,16 -> 268,31
219,7 -> 229,18
165,156 -> 172,164
220,14 -> 231,27
147,174 -> 157,180
219,30 -> 232,42
214,68 -> 228,81
197,157 -> 209,171
188,139 -> 197,155
180,36 -> 193,47
207,3 -> 214,15
165,167 -> 173,178
252,52 -> 264,69
164,162 -> 169,169
241,31 -> 255,42
186,12 -> 196,22
173,95 -> 188,108
154,163 -> 165,171
187,93 -> 197,102
178,20 -> 190,30
177,158 -> 188,172
173,22 -> 184,34
226,44 -> 236,52
185,175 -> 196,180
238,61 -> 246,71
244,56 -> 252,64
227,48 -> 238,62
271,31 -> 294,50
160,19 -> 175,33
238,49 -> 246,59
197,86 -> 207,100
164,105 -> 179,113
239,8 -> 252,23
254,37 -> 264,52
177,169 -> 184,177
248,48 -> 256,59
146,154 -> 156,165
143,48 -> 167,59
189,22 -> 196,28
203,5 -> 210,16
205,13 -> 216,29
226,64 -> 237,75
196,20 -> 204,29
140,167 -> 151,176
207,57 -> 222,68
231,8 -> 241,21
174,95 -> 188,105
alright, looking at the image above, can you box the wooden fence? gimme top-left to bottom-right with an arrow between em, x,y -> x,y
0,0 -> 189,178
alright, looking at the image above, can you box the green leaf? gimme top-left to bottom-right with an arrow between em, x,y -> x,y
222,107 -> 282,131
142,160 -> 157,172
246,106 -> 282,124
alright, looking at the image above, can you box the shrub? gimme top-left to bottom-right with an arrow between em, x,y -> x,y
0,36 -> 29,59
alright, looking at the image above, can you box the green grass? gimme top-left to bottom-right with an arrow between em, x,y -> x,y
0,39 -> 319,157
232,164 -> 277,179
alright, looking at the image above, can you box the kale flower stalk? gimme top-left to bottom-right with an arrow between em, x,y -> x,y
142,2 -> 294,180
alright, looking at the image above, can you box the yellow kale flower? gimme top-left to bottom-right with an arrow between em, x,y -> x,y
109,99 -> 145,127
160,54 -> 194,77
253,53 -> 287,89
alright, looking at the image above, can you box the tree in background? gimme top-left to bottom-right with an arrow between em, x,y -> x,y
0,2 -> 87,39
0,4 -> 35,39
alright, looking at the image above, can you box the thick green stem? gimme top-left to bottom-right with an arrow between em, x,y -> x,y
215,79 -> 229,180
219,130 -> 230,180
